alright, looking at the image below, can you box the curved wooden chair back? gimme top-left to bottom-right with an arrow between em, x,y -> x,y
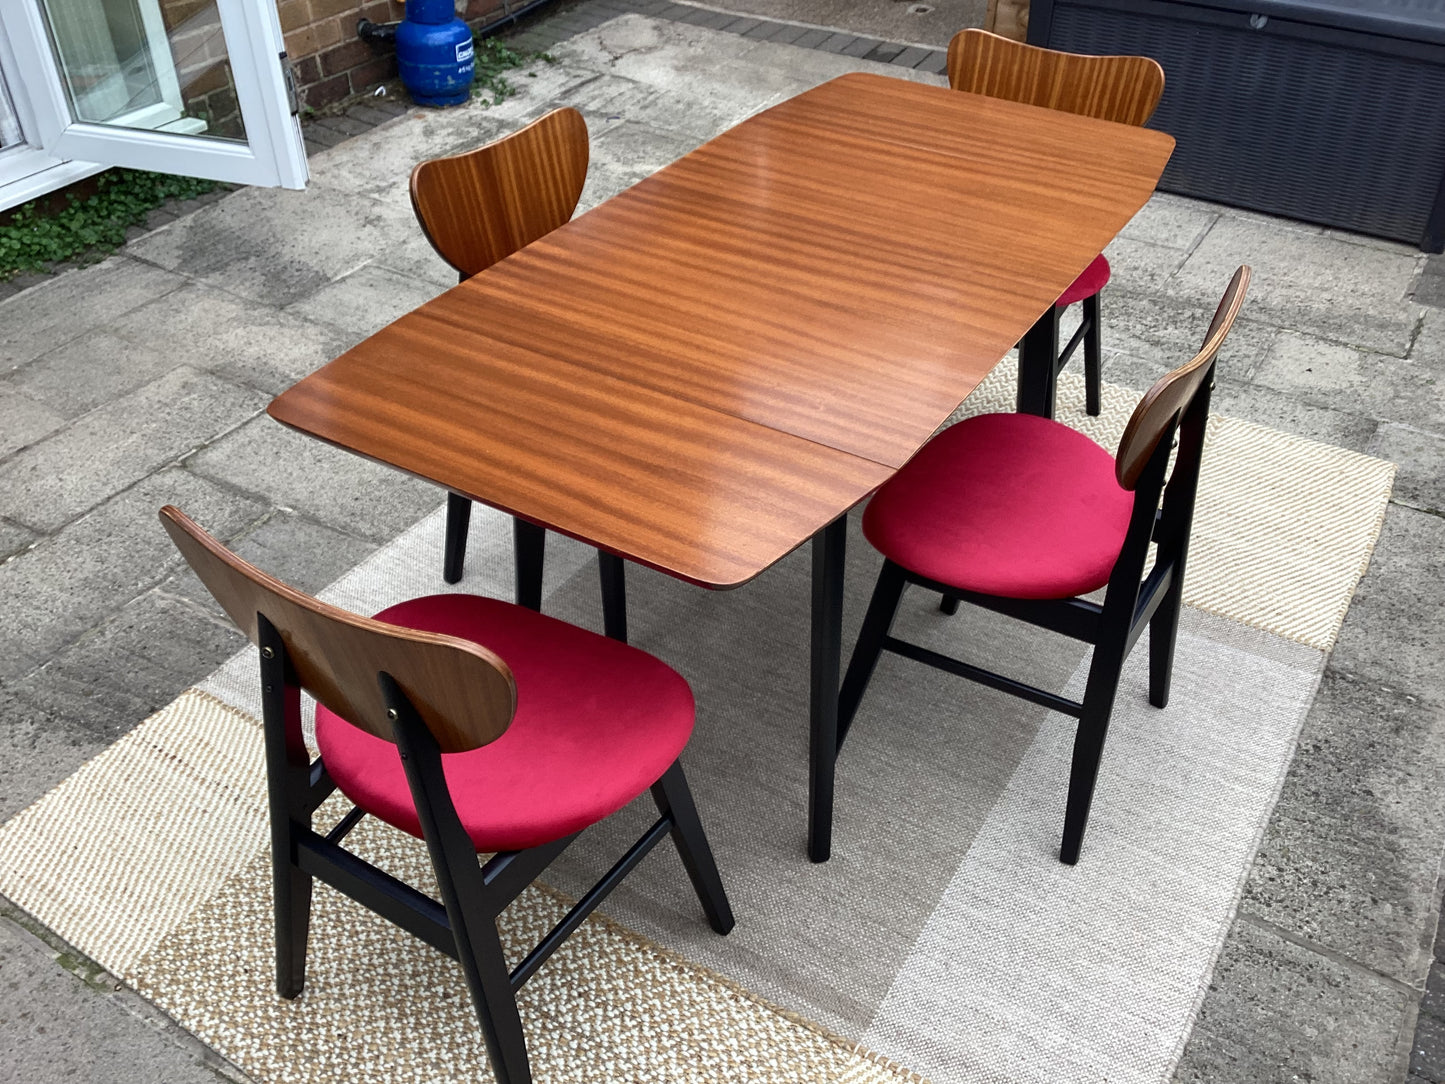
159,506 -> 517,753
1114,266 -> 1250,489
409,107 -> 589,280
946,29 -> 1165,126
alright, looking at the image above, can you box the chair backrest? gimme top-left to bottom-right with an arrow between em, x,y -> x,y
946,29 -> 1165,126
1114,266 -> 1251,489
159,506 -> 516,754
409,107 -> 590,279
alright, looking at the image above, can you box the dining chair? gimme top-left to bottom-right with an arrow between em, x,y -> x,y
159,505 -> 734,1084
947,28 -> 1166,416
836,267 -> 1249,864
410,107 -> 629,641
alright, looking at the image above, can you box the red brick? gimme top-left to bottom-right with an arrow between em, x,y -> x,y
293,54 -> 322,85
348,53 -> 397,90
278,0 -> 310,32
303,72 -> 350,108
309,0 -> 365,21
320,38 -> 374,77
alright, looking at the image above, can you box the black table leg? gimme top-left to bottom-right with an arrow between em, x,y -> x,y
1017,306 -> 1061,419
808,514 -> 847,863
514,518 -> 545,611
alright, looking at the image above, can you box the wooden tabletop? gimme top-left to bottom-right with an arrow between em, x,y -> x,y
270,72 -> 1174,589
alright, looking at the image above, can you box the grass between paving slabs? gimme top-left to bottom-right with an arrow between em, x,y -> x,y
0,38 -> 547,282
474,33 -> 555,104
0,168 -> 220,281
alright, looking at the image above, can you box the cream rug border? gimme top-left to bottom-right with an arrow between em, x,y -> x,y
0,688 -> 924,1084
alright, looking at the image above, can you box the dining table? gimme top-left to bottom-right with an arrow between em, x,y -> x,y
268,70 -> 1175,863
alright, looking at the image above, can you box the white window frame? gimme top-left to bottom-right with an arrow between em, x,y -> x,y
0,0 -> 305,201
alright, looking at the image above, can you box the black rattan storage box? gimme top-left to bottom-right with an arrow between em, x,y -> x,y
1028,0 -> 1445,251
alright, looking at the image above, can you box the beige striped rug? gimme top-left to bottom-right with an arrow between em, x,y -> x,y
0,369 -> 1394,1084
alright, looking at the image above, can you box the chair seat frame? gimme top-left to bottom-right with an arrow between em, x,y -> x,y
837,365 -> 1213,864
257,614 -> 732,1084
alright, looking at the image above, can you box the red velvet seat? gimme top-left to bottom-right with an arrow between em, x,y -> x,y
316,593 -> 695,853
162,504 -> 733,1084
1056,254 -> 1111,310
862,412 -> 1133,600
839,268 -> 1250,867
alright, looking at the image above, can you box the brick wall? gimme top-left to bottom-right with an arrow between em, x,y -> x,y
279,0 -> 525,111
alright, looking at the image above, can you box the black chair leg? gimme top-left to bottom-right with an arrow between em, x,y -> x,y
1148,581 -> 1185,709
651,761 -> 734,935
938,594 -> 959,615
838,560 -> 907,751
457,920 -> 534,1084
598,552 -> 628,642
271,842 -> 312,998
1059,647 -> 1126,865
444,493 -> 472,584
1017,305 -> 1061,419
513,518 -> 545,611
1083,292 -> 1102,417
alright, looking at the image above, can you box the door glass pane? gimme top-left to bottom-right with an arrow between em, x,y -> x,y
0,74 -> 22,149
39,0 -> 247,142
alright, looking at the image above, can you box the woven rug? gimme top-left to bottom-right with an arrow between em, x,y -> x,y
0,369 -> 1394,1084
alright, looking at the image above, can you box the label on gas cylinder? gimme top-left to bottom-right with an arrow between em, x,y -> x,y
456,40 -> 474,63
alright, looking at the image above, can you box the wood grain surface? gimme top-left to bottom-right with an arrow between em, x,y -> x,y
409,107 -> 589,280
946,28 -> 1165,126
271,73 -> 1174,589
160,506 -> 517,752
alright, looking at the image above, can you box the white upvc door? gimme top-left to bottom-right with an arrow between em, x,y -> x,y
0,0 -> 306,208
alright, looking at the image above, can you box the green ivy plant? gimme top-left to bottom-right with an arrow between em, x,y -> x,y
0,168 -> 219,281
472,34 -> 555,106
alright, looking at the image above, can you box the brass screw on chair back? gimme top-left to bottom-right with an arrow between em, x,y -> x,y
946,28 -> 1165,126
409,106 -> 590,280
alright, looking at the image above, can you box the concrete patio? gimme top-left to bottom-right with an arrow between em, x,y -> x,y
1,2 -> 1443,1081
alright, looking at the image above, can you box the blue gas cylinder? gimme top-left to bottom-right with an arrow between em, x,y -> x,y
395,0 -> 474,108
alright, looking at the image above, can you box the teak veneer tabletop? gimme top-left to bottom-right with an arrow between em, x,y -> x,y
270,71 -> 1174,862
271,72 -> 1173,590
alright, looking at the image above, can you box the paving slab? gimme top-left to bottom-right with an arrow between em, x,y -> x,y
284,263 -> 447,339
6,590 -> 245,747
1173,918 -> 1413,1084
0,913 -> 243,1084
0,518 -> 35,560
184,414 -> 444,544
1095,288 -> 1278,387
160,510 -> 381,614
0,367 -> 267,533
1253,331 -> 1445,433
581,117 -> 707,205
124,184 -> 415,308
368,231 -> 460,289
1167,214 -> 1425,356
1242,667 -> 1445,985
98,282 -> 359,399
1410,309 -> 1445,371
0,468 -> 264,685
1329,503 -> 1445,707
557,70 -> 757,143
1368,423 -> 1445,514
1119,192 -> 1220,251
1206,377 -> 1380,453
5,329 -> 196,420
1104,235 -> 1193,294
0,257 -> 185,370
305,104 -> 514,208
693,0 -> 985,47
0,384 -> 66,460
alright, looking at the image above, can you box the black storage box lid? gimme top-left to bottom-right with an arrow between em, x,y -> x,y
1155,0 -> 1445,45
